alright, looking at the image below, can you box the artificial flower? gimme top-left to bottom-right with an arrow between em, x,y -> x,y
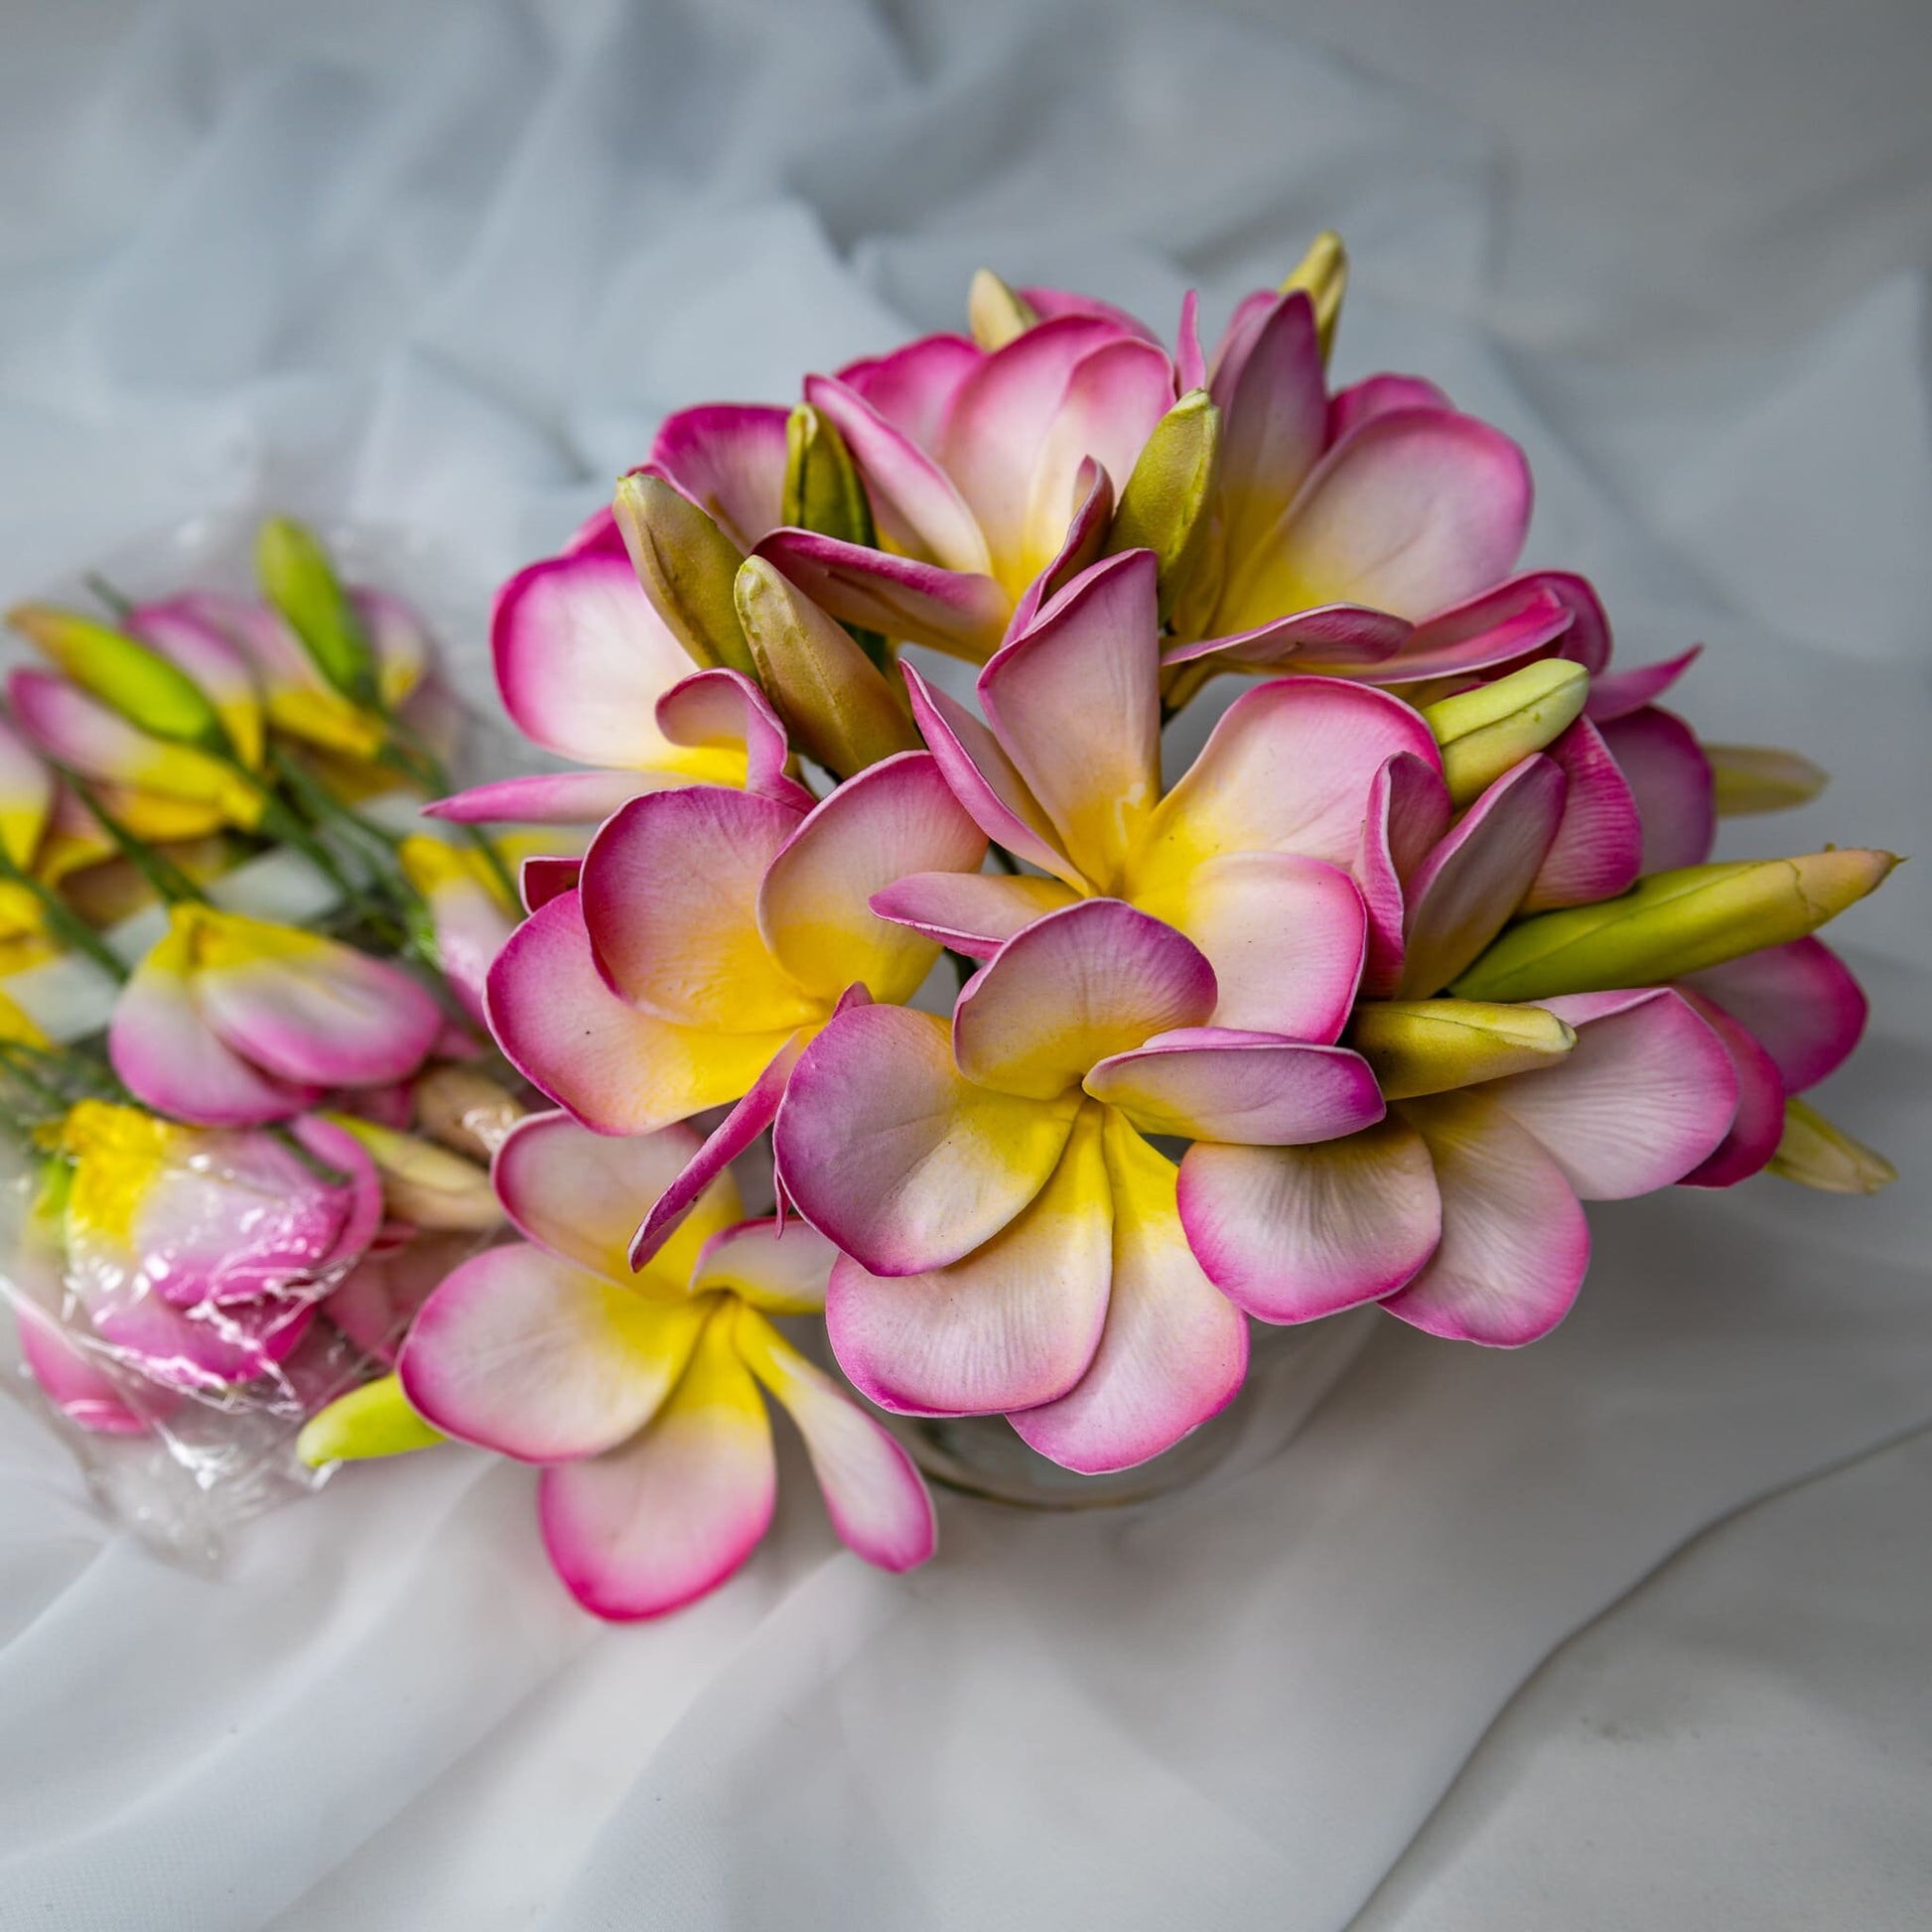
108,904 -> 445,1127
389,1110 -> 934,1618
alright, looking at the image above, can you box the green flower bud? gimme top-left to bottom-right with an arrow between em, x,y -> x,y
1423,659 -> 1590,807
968,268 -> 1038,350
1451,850 -> 1899,1003
1282,230 -> 1348,361
255,517 -> 379,708
1706,743 -> 1829,815
734,556 -> 918,778
1349,998 -> 1576,1098
296,1374 -> 445,1466
782,403 -> 890,671
1766,1097 -> 1895,1194
612,473 -> 759,678
8,603 -> 230,754
1109,388 -> 1223,622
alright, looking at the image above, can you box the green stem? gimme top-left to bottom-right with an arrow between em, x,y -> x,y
0,1042 -> 68,1111
83,573 -> 136,621
0,849 -> 126,979
64,776 -> 211,905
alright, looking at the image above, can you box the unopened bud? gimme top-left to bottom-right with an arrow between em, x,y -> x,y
255,518 -> 379,709
1452,849 -> 1899,1002
734,557 -> 918,777
1423,659 -> 1589,806
612,473 -> 759,678
1766,1097 -> 1895,1194
1349,999 -> 1576,1099
968,268 -> 1038,350
1109,389 -> 1222,622
1706,743 -> 1829,815
296,1374 -> 446,1466
1282,230 -> 1348,361
8,604 -> 230,754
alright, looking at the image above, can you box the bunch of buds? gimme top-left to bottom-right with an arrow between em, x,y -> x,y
0,525 -> 549,1516
241,245 -> 1916,1618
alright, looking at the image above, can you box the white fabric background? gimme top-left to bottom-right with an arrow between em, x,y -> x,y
2,1 -> 1929,1924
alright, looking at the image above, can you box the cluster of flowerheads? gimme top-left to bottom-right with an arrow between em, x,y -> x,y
0,524 -> 532,1455
15,239 -> 1899,1625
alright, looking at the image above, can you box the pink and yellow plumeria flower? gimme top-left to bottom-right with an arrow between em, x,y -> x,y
23,1099 -> 381,1400
109,905 -> 445,1127
484,728 -> 984,1262
426,542 -> 802,828
397,1110 -> 935,1620
774,893 -> 1394,1472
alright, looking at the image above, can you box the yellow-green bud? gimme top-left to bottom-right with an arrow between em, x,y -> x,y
8,603 -> 230,754
734,557 -> 919,777
1706,743 -> 1829,815
782,403 -> 875,548
1766,1097 -> 1896,1194
329,1115 -> 504,1231
612,473 -> 759,679
296,1374 -> 446,1466
255,517 -> 378,708
1348,999 -> 1576,1099
1109,388 -> 1223,622
1451,850 -> 1899,1003
1423,659 -> 1589,807
1282,230 -> 1348,361
967,268 -> 1038,350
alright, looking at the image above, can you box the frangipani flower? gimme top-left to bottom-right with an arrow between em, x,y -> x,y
775,895 -> 1390,1471
109,905 -> 445,1127
426,544 -> 805,827
395,1110 -> 934,1619
484,736 -> 984,1261
26,1100 -> 380,1395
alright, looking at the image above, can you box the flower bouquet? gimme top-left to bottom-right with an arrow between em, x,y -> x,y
5,236 -> 1898,1608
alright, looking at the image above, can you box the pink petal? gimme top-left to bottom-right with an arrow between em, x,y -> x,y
581,785 -> 816,1030
1018,286 -> 1162,342
1179,1116 -> 1442,1323
1162,605 -> 1412,672
824,1104 -> 1111,1414
757,751 -> 986,1004
645,403 -> 788,552
1398,755 -> 1567,997
1380,1092 -> 1590,1345
1175,289 -> 1207,394
691,1218 -> 839,1315
1520,718 -> 1643,913
325,1229 -> 477,1364
735,1305 -> 935,1568
776,1003 -> 1081,1277
1327,373 -> 1452,442
1208,288 -> 1284,397
490,549 -> 699,770
193,923 -> 445,1090
486,891 -> 793,1136
399,1241 -> 710,1460
1684,938 -> 1867,1094
563,504 -> 625,557
1481,988 -> 1741,1197
1221,408 -> 1533,629
494,1109 -> 727,1287
1675,992 -> 1788,1188
424,768 -> 662,826
1011,1115 -> 1247,1473
1587,645 -> 1702,723
420,863 -> 517,1028
1136,850 -> 1367,1040
805,374 -> 990,574
536,1306 -> 775,1619
837,333 -> 983,451
899,661 -> 1076,883
952,898 -> 1217,1100
655,666 -> 806,808
626,1033 -> 805,1273
869,869 -> 1081,958
756,528 -> 1010,660
1139,675 -> 1443,886
17,1304 -> 156,1435
520,854 -> 581,910
1020,336 -> 1174,579
1211,290 -> 1326,570
1355,753 -> 1453,999
939,314 -> 1132,578
1085,1029 -> 1385,1144
1004,456 -> 1114,637
978,549 -> 1162,891
110,923 -> 322,1127
1366,575 -> 1574,684
1598,706 -> 1717,873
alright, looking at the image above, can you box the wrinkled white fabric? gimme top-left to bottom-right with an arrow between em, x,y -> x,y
1,1 -> 1929,1926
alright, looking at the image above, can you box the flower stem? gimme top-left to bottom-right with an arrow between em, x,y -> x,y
0,849 -> 126,980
